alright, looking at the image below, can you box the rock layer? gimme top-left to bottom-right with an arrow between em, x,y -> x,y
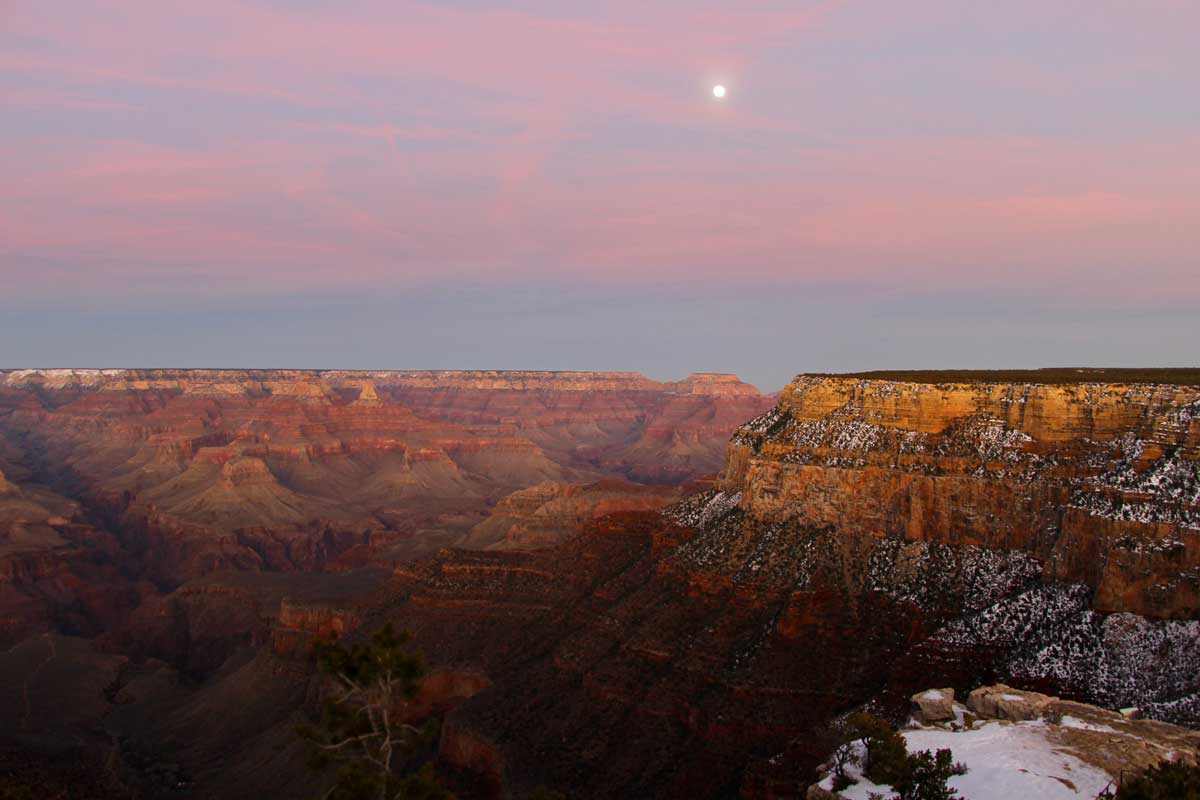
0,369 -> 1198,800
465,479 -> 680,549
719,376 -> 1200,618
0,369 -> 768,586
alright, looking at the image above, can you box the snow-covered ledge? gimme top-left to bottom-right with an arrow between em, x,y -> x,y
808,685 -> 1200,800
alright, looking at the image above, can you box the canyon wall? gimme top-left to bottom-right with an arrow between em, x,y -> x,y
716,376 -> 1199,618
369,372 -> 1200,798
0,369 -> 769,589
1,369 -> 1197,799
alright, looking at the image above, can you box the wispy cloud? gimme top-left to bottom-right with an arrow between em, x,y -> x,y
2,0 -> 1198,312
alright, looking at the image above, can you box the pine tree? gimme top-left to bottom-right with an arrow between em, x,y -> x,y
298,625 -> 453,800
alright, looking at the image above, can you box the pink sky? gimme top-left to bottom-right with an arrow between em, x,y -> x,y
1,1 -> 1197,381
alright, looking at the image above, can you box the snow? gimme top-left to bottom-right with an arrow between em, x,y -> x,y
665,489 -> 743,529
1067,431 -> 1200,530
928,585 -> 1200,726
827,721 -> 1113,800
1,368 -> 128,387
904,723 -> 1112,799
731,406 -> 788,446
1058,716 -> 1117,733
696,491 -> 742,528
921,690 -> 947,700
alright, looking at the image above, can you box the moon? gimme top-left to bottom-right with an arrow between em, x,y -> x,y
712,84 -> 727,99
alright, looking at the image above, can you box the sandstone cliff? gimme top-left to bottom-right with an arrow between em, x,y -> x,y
0,369 -> 768,586
365,371 -> 1200,798
711,375 -> 1199,618
665,373 -> 1200,733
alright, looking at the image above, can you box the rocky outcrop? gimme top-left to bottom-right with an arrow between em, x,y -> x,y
911,687 -> 956,723
466,479 -> 680,549
660,375 -> 1200,729
811,683 -> 1200,800
966,683 -> 1055,721
950,684 -> 1200,775
714,376 -> 1199,618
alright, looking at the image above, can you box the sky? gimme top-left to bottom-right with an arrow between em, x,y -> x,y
2,0 -> 1198,390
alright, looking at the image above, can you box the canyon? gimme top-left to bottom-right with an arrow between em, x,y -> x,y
0,368 -> 768,647
0,368 -> 1197,799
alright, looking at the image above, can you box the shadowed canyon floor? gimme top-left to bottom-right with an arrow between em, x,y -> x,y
0,369 -> 1197,798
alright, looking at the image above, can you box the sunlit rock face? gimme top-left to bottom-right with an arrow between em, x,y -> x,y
664,374 -> 1200,736
465,479 -> 681,550
0,369 -> 770,586
715,375 -> 1199,619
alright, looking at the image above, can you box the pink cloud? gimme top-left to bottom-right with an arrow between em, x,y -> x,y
2,0 -> 1198,308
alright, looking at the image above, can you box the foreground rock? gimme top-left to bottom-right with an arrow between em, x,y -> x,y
813,684 -> 1200,799
966,683 -> 1055,721
911,688 -> 957,723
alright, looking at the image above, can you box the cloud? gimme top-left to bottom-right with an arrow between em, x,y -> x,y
1,0 -> 1198,313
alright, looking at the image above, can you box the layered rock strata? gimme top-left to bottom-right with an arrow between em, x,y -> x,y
0,369 -> 768,585
465,479 -> 680,549
1,370 -> 1197,800
370,373 -> 1200,797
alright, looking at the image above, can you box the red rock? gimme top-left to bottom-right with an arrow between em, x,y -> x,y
0,370 -> 768,585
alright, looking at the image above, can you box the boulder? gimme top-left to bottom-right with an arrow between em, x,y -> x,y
912,687 -> 957,723
968,684 -> 1055,721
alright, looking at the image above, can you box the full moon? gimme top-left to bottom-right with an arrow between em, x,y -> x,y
712,84 -> 726,99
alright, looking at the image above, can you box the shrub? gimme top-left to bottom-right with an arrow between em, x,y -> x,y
1116,761 -> 1200,800
892,748 -> 967,800
841,713 -> 966,800
813,718 -> 861,789
848,712 -> 910,787
298,624 -> 453,800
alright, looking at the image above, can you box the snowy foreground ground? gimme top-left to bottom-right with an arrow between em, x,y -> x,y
821,720 -> 1113,800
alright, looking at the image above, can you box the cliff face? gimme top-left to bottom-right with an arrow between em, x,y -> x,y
365,370 -> 773,483
657,375 -> 1200,745
2,370 -> 1197,800
715,377 -> 1199,618
465,479 -> 680,549
0,444 -> 139,648
0,369 -> 768,585
361,374 -> 1200,799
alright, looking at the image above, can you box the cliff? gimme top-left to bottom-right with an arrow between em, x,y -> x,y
363,372 -> 1200,798
714,376 -> 1199,618
0,369 -> 769,585
465,479 -> 680,549
3,369 -> 1197,800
